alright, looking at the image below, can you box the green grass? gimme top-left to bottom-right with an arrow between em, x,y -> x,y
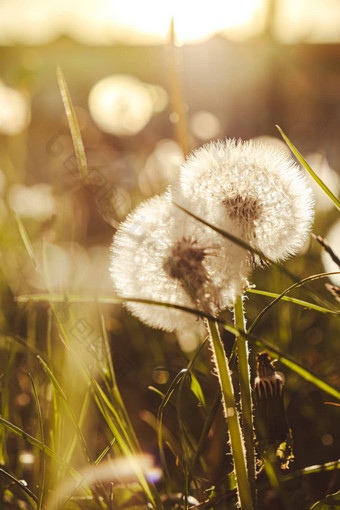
0,65 -> 339,510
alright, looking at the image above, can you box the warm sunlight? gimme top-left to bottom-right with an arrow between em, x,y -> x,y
0,0 -> 264,44
113,0 -> 263,42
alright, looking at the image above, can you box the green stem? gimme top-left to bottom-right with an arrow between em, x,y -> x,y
234,296 -> 257,506
206,319 -> 253,510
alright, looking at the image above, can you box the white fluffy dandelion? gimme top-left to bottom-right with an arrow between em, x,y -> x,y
174,139 -> 314,262
110,193 -> 249,332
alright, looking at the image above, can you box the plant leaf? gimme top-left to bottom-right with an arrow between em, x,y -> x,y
277,125 -> 340,212
189,372 -> 207,411
247,288 -> 340,317
309,489 -> 340,509
57,67 -> 88,178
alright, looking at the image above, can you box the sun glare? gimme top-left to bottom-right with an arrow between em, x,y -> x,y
114,0 -> 262,42
0,0 -> 263,44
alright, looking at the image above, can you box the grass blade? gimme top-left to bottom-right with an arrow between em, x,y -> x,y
15,292 -> 340,400
276,125 -> 340,212
246,288 -> 340,316
283,459 -> 340,482
37,355 -> 92,464
57,67 -> 88,178
14,212 -> 39,271
157,369 -> 188,484
174,202 -> 267,261
28,373 -> 46,510
222,323 -> 340,401
56,332 -> 161,510
173,203 -> 338,310
248,272 -> 340,333
0,467 -> 38,505
0,417 -> 85,482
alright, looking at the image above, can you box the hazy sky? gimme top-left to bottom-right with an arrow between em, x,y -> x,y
0,0 -> 339,45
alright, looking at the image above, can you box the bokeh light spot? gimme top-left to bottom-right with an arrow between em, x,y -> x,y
8,183 -> 56,221
321,433 -> 334,446
0,82 -> 30,135
190,111 -> 221,140
89,75 -> 163,136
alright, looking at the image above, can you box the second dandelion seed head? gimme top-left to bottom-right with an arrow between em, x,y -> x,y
175,138 -> 314,262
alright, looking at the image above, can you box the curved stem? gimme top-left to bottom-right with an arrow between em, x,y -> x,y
206,319 -> 253,510
234,296 -> 257,506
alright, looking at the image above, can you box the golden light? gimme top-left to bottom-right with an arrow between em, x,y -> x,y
48,455 -> 162,510
113,0 -> 263,43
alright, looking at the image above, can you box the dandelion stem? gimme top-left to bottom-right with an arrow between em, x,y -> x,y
206,319 -> 253,510
234,296 -> 257,507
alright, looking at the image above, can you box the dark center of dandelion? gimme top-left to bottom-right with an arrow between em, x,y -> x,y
223,194 -> 263,224
163,237 -> 206,283
163,237 -> 221,315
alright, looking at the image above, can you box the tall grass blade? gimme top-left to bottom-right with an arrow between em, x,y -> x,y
283,459 -> 340,482
37,355 -> 92,463
246,288 -> 340,316
276,125 -> 340,212
57,67 -> 88,178
28,373 -> 46,510
14,212 -> 39,270
222,323 -> 340,401
57,332 -> 161,509
0,417 -> 85,482
248,272 -> 340,333
0,467 -> 38,505
15,292 -> 340,400
156,369 -> 187,485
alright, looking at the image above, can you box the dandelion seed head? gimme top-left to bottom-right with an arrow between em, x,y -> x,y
175,139 -> 314,262
110,193 -> 249,332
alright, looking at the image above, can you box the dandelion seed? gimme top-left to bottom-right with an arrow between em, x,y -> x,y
174,139 -> 314,262
110,193 -> 249,332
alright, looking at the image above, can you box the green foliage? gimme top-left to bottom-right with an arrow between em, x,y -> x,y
0,66 -> 339,510
310,490 -> 340,509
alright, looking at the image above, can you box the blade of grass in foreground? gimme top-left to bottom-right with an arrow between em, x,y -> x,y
28,373 -> 46,510
221,322 -> 340,401
57,331 -> 162,510
277,125 -> 340,212
283,459 -> 340,482
248,272 -> 340,333
246,288 -> 340,316
0,467 -> 38,505
15,292 -> 340,400
156,369 -> 187,486
0,417 -> 86,483
37,355 -> 92,464
57,67 -> 88,179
